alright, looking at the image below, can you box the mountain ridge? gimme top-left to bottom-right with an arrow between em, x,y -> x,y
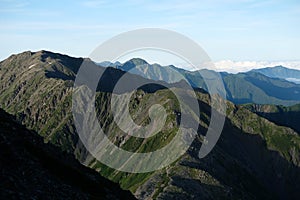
1,50 -> 300,199
242,103 -> 300,135
101,58 -> 300,106
251,65 -> 300,84
0,108 -> 135,199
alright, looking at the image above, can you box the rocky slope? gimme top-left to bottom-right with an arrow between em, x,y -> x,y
242,103 -> 300,134
0,108 -> 135,199
0,51 -> 300,199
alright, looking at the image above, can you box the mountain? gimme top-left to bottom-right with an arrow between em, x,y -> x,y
242,103 -> 300,134
252,66 -> 300,84
99,61 -> 122,67
102,59 -> 300,106
99,58 -> 189,84
1,51 -> 300,199
0,108 -> 135,199
115,58 -> 184,84
221,71 -> 300,105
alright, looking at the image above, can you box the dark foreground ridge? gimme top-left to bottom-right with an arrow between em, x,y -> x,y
0,108 -> 136,200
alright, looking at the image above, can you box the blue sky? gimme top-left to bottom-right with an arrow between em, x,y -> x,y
1,0 -> 300,63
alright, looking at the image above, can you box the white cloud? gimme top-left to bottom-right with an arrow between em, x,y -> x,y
213,60 -> 300,73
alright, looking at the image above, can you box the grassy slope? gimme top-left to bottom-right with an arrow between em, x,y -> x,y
1,51 -> 300,199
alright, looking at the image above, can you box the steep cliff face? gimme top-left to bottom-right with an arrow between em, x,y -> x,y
1,51 -> 300,199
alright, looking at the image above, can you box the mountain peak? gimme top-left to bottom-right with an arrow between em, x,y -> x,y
3,50 -> 82,64
0,50 -> 84,82
120,58 -> 149,71
273,65 -> 285,69
35,50 -> 82,63
126,58 -> 148,65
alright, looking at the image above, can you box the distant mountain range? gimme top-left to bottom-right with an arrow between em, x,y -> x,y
100,58 -> 300,106
252,66 -> 300,84
1,50 -> 300,199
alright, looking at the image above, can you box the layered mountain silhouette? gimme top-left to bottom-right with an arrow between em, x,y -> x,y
0,50 -> 300,199
101,58 -> 300,106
